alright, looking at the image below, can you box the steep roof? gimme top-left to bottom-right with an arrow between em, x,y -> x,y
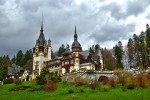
63,49 -> 71,55
80,50 -> 90,59
92,54 -> 99,61
37,16 -> 46,46
72,26 -> 81,48
38,30 -> 45,46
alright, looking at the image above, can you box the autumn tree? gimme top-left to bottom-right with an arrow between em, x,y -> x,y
101,48 -> 118,70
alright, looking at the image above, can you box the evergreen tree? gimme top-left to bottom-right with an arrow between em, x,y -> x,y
6,55 -> 9,60
146,24 -> 150,55
58,44 -> 66,56
12,56 -> 16,64
16,50 -> 23,66
23,50 -> 31,65
0,57 -> 8,81
3,55 -> 6,58
29,49 -> 33,58
66,44 -> 70,50
113,41 -> 123,69
127,38 -> 134,68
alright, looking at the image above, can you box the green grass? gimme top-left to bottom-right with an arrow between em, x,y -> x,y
0,81 -> 150,100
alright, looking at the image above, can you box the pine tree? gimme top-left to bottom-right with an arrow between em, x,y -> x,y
16,50 -> 23,66
12,56 -> 16,63
127,38 -> 134,68
113,41 -> 123,69
6,55 -> 9,60
146,24 -> 150,55
58,44 -> 66,56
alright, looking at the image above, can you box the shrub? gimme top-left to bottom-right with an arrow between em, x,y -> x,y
122,86 -> 125,91
14,79 -> 22,85
8,85 -> 31,92
4,78 -> 13,84
51,76 -> 59,83
36,76 -> 47,85
26,75 -> 29,81
108,77 -> 115,87
74,77 -> 87,86
145,74 -> 150,81
89,80 -> 100,90
58,76 -> 62,82
80,88 -> 84,92
98,76 -> 109,84
15,75 -> 19,79
43,81 -> 57,92
127,84 -> 134,89
114,69 -> 132,86
68,89 -> 74,93
103,87 -> 108,92
135,74 -> 148,88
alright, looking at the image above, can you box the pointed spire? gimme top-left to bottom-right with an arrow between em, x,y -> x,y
75,25 -> 77,34
48,37 -> 51,47
74,25 -> 77,40
41,13 -> 43,32
38,13 -> 45,46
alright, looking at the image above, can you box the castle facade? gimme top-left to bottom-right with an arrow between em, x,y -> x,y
32,23 -> 103,79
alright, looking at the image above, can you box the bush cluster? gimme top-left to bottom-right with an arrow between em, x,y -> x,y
80,88 -> 84,92
68,89 -> 74,93
8,86 -> 31,92
43,81 -> 57,92
14,79 -> 22,85
127,84 -> 134,89
103,87 -> 108,92
134,74 -> 148,88
74,77 -> 87,86
108,77 -> 115,87
4,78 -> 13,84
89,80 -> 100,90
36,68 -> 61,85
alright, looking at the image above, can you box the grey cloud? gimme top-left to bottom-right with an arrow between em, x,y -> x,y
90,20 -> 135,42
101,0 -> 150,20
0,0 -> 6,5
0,0 -> 148,58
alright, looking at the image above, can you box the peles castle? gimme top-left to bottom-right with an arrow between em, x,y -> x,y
32,21 -> 104,79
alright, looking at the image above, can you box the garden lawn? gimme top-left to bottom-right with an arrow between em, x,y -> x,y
0,81 -> 150,100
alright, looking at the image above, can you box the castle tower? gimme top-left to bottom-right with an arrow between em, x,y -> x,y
98,45 -> 103,70
32,17 -> 51,78
48,38 -> 52,61
72,26 -> 81,71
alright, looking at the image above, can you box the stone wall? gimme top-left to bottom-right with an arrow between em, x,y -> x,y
61,70 -> 114,82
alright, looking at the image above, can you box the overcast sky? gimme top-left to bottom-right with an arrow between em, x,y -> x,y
0,0 -> 150,58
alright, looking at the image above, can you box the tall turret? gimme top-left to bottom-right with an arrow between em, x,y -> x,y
72,25 -> 81,53
48,38 -> 52,60
32,16 -> 51,79
72,25 -> 81,71
98,45 -> 103,70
